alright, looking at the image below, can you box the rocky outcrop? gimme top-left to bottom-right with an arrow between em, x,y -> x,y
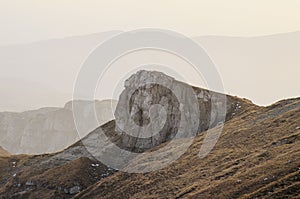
114,70 -> 252,152
0,100 -> 117,154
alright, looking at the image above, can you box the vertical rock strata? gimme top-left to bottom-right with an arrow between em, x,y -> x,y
114,70 -> 238,152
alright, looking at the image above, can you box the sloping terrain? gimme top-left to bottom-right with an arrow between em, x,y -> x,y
1,100 -> 299,199
74,98 -> 300,199
0,141 -> 117,198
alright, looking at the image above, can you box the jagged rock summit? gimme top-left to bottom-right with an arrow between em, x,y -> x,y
114,70 -> 253,152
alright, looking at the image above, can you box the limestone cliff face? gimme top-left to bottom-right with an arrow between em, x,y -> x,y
114,70 -> 252,152
0,100 -> 117,154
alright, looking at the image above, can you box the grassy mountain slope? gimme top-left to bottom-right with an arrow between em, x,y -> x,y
0,83 -> 299,198
74,98 -> 300,199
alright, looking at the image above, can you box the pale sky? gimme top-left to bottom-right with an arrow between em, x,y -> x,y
0,1 -> 300,111
0,0 -> 300,45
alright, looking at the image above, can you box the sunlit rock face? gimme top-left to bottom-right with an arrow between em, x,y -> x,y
114,70 -> 240,152
0,100 -> 117,154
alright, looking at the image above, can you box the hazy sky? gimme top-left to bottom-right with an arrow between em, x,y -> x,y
1,0 -> 300,45
0,1 -> 299,111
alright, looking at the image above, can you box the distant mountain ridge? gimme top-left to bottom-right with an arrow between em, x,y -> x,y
1,31 -> 300,111
0,100 -> 117,154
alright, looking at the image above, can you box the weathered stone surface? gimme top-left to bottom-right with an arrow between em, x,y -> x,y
69,186 -> 81,194
114,70 -> 244,152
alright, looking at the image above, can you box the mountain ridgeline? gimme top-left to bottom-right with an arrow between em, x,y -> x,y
0,71 -> 299,198
0,100 -> 117,154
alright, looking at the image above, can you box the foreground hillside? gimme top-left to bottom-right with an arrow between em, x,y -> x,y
1,96 -> 298,198
75,97 -> 300,199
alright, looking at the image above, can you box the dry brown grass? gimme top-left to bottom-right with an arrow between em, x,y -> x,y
0,97 -> 299,198
74,98 -> 300,199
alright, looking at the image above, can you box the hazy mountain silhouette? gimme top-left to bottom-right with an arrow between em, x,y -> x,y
0,31 -> 121,112
195,31 -> 300,105
1,31 -> 299,111
0,100 -> 117,154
